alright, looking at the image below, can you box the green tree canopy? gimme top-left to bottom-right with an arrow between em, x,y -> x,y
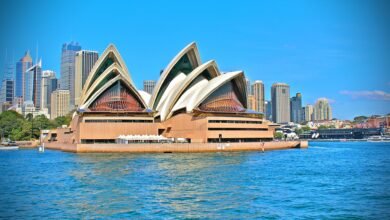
274,132 -> 284,139
0,110 -> 72,141
0,111 -> 25,140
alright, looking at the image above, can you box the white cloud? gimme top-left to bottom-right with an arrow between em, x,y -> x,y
340,90 -> 390,101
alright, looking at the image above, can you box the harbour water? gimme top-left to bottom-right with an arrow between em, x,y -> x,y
0,142 -> 389,219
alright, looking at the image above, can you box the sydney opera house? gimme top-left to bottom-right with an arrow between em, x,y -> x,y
45,42 -> 288,151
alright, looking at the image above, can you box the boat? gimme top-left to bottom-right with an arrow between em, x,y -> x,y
1,140 -> 18,146
367,135 -> 390,142
0,146 -> 19,150
0,140 -> 19,150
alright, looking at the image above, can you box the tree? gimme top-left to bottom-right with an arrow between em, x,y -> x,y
33,115 -> 54,130
53,115 -> 71,128
274,132 -> 284,139
0,110 -> 76,141
0,111 -> 25,140
25,113 -> 33,122
318,125 -> 328,130
295,128 -> 303,135
10,120 -> 32,141
302,126 -> 311,132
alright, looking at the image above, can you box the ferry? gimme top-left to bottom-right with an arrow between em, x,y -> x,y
367,135 -> 390,142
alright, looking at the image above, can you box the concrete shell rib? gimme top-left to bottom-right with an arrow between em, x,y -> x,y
79,44 -> 148,110
171,78 -> 209,113
186,71 -> 247,112
80,74 -> 147,111
81,44 -> 133,100
160,60 -> 220,121
149,42 -> 201,109
80,63 -> 121,106
138,90 -> 151,106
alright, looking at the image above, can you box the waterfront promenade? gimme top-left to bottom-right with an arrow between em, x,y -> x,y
45,141 -> 308,153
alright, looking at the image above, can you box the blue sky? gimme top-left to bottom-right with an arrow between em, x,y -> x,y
0,0 -> 389,120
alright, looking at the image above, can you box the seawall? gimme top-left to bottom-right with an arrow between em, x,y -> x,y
44,140 -> 308,153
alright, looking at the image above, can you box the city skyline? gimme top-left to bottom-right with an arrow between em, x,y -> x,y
0,0 -> 389,119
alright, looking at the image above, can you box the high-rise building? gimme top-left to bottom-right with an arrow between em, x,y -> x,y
252,80 -> 265,113
51,90 -> 70,119
314,98 -> 332,121
247,94 -> 256,110
74,50 -> 99,107
245,78 -> 252,107
265,100 -> 272,121
143,80 -> 156,95
303,104 -> 314,122
271,83 -> 290,123
60,42 -> 81,108
24,60 -> 42,109
0,79 -> 14,104
41,70 -> 58,114
2,60 -> 15,103
15,51 -> 33,100
290,93 -> 302,123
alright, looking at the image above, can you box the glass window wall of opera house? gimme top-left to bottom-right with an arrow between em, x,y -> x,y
45,42 -> 274,145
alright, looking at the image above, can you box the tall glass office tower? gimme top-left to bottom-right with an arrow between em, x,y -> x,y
60,42 -> 81,108
15,51 -> 33,101
24,60 -> 42,109
290,93 -> 302,123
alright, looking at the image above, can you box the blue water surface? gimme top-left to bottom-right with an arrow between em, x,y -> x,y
0,142 -> 390,219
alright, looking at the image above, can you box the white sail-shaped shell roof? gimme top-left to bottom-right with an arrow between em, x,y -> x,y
77,42 -> 250,120
151,42 -> 248,121
149,42 -> 201,110
78,44 -> 147,112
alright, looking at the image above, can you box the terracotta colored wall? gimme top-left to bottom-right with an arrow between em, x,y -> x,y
161,114 -> 208,143
50,113 -> 275,144
79,122 -> 158,140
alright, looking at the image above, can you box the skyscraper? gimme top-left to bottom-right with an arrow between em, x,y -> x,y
247,94 -> 256,110
74,50 -> 99,107
245,78 -> 252,107
252,80 -> 265,113
265,100 -> 272,121
303,104 -> 314,122
290,93 -> 302,123
51,90 -> 70,119
15,51 -> 33,100
24,60 -> 42,109
314,98 -> 332,121
143,80 -> 156,95
60,42 -> 81,108
0,79 -> 14,104
271,83 -> 290,123
41,70 -> 58,114
0,60 -> 15,105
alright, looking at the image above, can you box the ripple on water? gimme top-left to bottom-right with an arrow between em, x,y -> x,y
0,142 -> 390,218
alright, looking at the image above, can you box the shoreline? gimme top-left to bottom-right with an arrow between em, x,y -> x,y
44,141 -> 308,153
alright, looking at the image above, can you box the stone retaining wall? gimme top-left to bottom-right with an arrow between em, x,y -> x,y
45,141 -> 308,153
